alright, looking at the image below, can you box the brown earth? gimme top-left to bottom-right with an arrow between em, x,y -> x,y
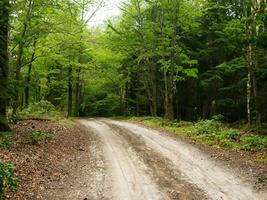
0,119 -> 107,200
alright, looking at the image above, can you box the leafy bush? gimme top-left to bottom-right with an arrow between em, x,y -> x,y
194,119 -> 221,135
211,114 -> 224,122
0,161 -> 18,199
31,131 -> 52,145
240,135 -> 267,151
217,129 -> 241,141
19,100 -> 59,119
193,116 -> 243,146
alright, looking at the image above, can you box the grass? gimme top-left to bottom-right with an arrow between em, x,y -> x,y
254,154 -> 267,163
128,116 -> 267,162
59,117 -> 76,127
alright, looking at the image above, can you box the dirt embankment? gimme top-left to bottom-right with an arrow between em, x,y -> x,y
0,119 -> 106,200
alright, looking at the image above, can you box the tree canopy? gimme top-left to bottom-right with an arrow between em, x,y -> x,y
0,0 -> 266,131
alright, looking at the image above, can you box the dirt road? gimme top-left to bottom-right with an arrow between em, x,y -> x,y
79,119 -> 266,200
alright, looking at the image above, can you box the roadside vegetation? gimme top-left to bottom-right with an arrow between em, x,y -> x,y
0,161 -> 18,200
129,116 -> 267,163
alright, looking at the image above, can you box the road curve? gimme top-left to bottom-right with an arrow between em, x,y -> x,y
79,118 -> 266,200
104,119 -> 266,200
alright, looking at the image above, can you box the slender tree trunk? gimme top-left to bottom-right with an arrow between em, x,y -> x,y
74,67 -> 81,116
160,7 -> 172,120
68,65 -> 73,117
151,62 -> 158,117
244,0 -> 262,127
0,0 -> 11,131
164,5 -> 178,120
25,39 -> 37,107
74,82 -> 80,116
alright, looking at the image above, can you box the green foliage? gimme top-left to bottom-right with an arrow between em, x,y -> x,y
23,100 -> 56,114
0,137 -> 12,149
240,135 -> 267,151
19,101 -> 61,119
31,131 -> 52,145
0,0 -> 266,128
131,117 -> 267,152
194,119 -> 222,135
0,132 -> 12,149
193,118 -> 241,148
90,94 -> 120,116
0,161 -> 18,199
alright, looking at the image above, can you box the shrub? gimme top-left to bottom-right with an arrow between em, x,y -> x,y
217,129 -> 241,141
194,119 -> 221,135
211,114 -> 224,122
0,161 -> 18,199
31,131 -> 52,145
240,135 -> 267,151
19,100 -> 58,119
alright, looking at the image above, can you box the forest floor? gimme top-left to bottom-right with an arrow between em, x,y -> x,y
0,118 -> 266,199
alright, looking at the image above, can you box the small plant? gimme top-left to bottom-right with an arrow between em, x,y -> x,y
0,161 -> 19,199
0,138 -> 12,149
0,133 -> 12,149
31,131 -> 52,145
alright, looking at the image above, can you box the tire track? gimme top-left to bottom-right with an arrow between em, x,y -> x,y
105,119 -> 266,200
103,121 -> 208,200
81,119 -> 164,200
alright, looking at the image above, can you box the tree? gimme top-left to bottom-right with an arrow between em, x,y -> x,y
0,0 -> 11,131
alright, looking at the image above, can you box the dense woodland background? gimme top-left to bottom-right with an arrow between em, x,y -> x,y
0,0 -> 267,131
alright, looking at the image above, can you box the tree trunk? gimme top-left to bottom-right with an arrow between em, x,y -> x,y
151,62 -> 158,117
0,0 -> 10,131
164,5 -> 178,120
160,7 -> 173,120
74,67 -> 81,117
244,0 -> 262,127
25,39 -> 37,107
68,65 -> 73,117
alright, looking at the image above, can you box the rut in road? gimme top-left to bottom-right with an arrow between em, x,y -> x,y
104,119 -> 266,200
81,119 -> 164,200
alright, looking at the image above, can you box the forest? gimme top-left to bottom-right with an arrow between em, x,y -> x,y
0,0 -> 267,129
0,0 -> 267,199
